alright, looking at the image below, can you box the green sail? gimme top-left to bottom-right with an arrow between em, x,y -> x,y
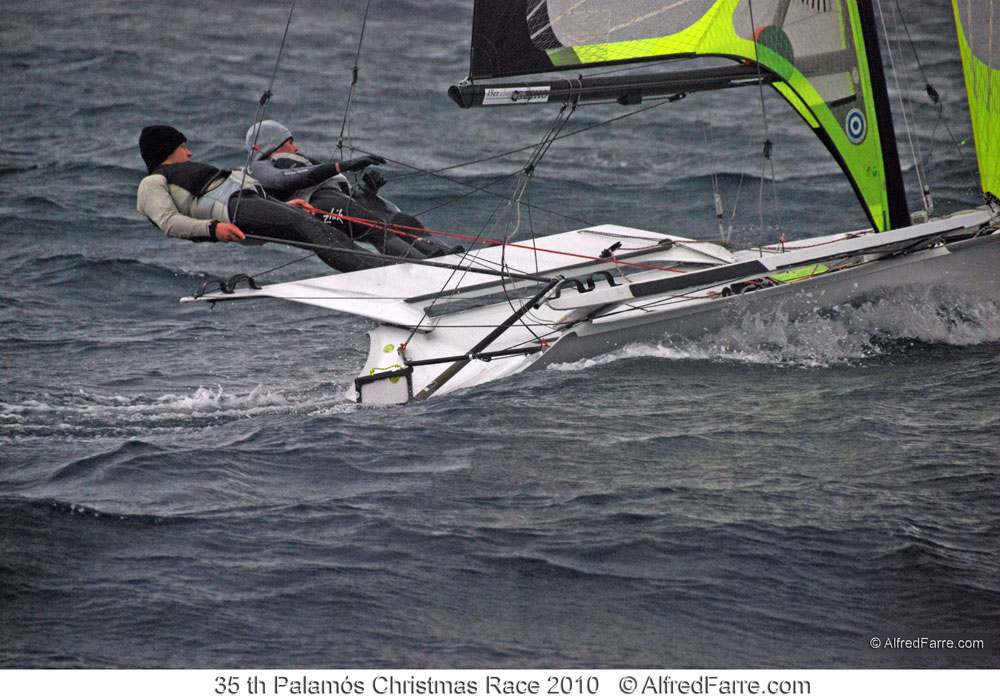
953,1 -> 1000,204
555,0 -> 895,230
470,0 -> 904,230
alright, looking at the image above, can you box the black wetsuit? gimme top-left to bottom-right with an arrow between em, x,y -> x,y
154,162 -> 384,272
249,154 -> 456,260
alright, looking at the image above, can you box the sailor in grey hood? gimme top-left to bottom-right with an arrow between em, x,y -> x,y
243,121 -> 458,260
245,120 -> 385,201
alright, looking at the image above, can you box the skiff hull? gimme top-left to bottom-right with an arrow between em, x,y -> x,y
532,230 -> 1000,369
354,221 -> 1000,404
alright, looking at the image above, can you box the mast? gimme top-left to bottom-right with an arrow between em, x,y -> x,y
855,0 -> 911,229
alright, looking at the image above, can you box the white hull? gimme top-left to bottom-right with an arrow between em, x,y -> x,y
534,229 -> 1000,368
184,208 -> 999,404
354,210 -> 1000,403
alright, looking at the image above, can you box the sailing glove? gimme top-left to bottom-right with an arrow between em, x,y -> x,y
361,168 -> 386,193
339,155 -> 387,172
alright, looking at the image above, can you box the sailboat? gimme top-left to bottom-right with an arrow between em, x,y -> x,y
186,0 -> 999,405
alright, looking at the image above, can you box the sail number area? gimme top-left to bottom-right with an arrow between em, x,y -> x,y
483,86 -> 551,105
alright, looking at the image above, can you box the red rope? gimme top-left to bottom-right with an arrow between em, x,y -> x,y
295,202 -> 687,274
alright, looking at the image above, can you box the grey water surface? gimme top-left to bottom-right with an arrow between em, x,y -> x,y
1,0 -> 997,668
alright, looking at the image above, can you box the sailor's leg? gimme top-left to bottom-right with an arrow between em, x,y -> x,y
308,189 -> 364,240
228,194 -> 385,272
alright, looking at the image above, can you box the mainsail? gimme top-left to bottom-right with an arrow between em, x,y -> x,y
953,0 -> 1000,205
457,0 -> 912,231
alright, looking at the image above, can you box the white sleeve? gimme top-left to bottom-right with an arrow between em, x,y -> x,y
136,174 -> 213,241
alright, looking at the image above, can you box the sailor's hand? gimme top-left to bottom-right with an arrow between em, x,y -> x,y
338,154 -> 387,172
286,198 -> 310,210
215,222 -> 245,242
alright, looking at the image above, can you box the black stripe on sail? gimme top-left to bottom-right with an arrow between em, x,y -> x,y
856,0 -> 910,229
471,0 -> 557,79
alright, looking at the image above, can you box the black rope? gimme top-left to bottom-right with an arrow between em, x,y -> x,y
194,273 -> 261,299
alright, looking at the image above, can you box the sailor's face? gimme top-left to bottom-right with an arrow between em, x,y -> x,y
273,138 -> 297,155
165,143 -> 192,164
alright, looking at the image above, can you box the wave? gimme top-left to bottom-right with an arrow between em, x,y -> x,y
7,252 -> 211,286
1,495 -> 185,526
0,385 -> 314,445
551,287 -> 1000,372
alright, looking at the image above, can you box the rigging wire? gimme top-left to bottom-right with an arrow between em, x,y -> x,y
704,124 -> 727,242
728,162 -> 748,243
877,0 -> 932,217
891,0 -> 968,164
498,99 -> 579,344
335,0 -> 374,161
401,100 -> 580,348
746,0 -> 783,248
388,93 -> 681,184
233,0 -> 298,225
206,0 -> 684,304
246,250 -> 320,279
380,93 -> 686,231
228,7 -> 769,294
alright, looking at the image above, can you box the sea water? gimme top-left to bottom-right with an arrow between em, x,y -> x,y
1,0 -> 998,668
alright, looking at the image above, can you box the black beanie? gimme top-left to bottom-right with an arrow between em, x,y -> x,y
139,125 -> 186,173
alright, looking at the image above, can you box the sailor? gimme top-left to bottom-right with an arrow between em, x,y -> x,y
136,124 -> 383,272
245,120 -> 457,259
245,119 -> 384,201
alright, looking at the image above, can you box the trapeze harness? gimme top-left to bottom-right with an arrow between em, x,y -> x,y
154,161 -> 257,223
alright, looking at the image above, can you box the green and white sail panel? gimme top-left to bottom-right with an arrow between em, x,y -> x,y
953,0 -> 1000,205
465,0 -> 910,231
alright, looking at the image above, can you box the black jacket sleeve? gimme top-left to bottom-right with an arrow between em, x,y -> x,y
247,159 -> 342,200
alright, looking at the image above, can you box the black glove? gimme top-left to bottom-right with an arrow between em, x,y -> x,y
339,154 -> 386,172
361,168 -> 386,193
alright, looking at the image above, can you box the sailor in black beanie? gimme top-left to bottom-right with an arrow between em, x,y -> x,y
136,125 -> 383,273
139,125 -> 187,173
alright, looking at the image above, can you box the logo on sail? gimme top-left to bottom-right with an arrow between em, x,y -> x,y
845,108 -> 867,144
